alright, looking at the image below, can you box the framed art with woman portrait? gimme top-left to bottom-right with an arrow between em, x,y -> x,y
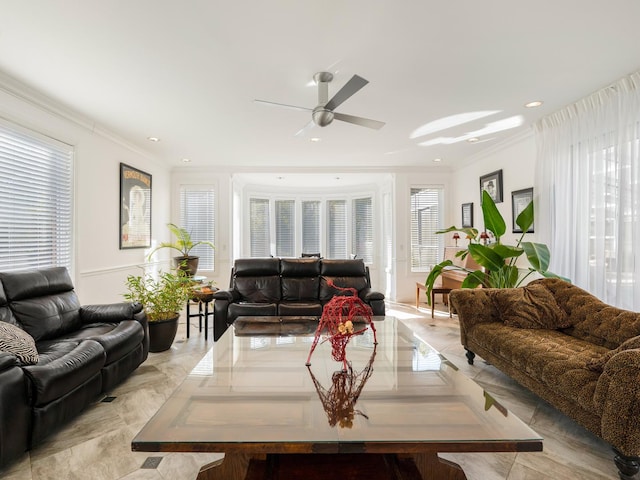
119,163 -> 152,249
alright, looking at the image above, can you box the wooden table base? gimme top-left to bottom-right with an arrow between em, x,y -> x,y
196,452 -> 467,480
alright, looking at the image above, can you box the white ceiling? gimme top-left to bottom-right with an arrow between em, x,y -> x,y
1,1 -> 640,171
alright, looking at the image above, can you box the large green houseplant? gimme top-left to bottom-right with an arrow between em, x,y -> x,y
148,223 -> 215,276
425,190 -> 566,304
124,269 -> 191,352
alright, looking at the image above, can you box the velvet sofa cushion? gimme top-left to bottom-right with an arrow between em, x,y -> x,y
586,335 -> 640,372
530,278 -> 640,349
492,283 -> 570,329
0,321 -> 38,365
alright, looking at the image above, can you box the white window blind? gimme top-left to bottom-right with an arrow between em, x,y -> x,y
275,200 -> 295,257
410,187 -> 444,272
250,198 -> 271,257
301,200 -> 320,255
0,122 -> 73,271
179,186 -> 215,270
352,197 -> 373,263
327,199 -> 347,259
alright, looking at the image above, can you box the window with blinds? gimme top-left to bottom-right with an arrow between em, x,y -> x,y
352,197 -> 373,263
0,122 -> 73,271
301,200 -> 320,255
327,199 -> 347,258
275,200 -> 295,257
247,195 -> 374,261
410,187 -> 444,272
179,186 -> 215,270
250,198 -> 271,257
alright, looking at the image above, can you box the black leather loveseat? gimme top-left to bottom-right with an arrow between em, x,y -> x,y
0,267 -> 148,467
212,257 -> 385,340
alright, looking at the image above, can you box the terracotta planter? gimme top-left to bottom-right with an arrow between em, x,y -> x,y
173,256 -> 199,276
148,314 -> 180,352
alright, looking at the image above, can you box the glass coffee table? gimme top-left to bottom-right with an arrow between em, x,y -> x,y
132,317 -> 542,479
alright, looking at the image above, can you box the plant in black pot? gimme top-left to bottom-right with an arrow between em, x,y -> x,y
124,269 -> 191,352
148,223 -> 215,276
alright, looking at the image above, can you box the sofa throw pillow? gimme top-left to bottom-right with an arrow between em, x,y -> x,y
0,322 -> 38,365
586,335 -> 640,372
495,283 -> 570,330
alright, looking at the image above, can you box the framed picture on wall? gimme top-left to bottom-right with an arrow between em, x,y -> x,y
512,187 -> 534,233
461,202 -> 473,227
119,163 -> 152,249
479,169 -> 503,203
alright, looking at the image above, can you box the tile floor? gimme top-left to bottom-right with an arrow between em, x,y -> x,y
0,300 -> 621,479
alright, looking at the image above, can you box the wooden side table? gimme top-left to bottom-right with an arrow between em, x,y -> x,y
430,287 -> 452,319
187,290 -> 215,340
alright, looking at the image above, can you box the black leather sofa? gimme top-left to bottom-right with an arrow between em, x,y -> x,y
212,257 -> 385,340
0,267 -> 148,467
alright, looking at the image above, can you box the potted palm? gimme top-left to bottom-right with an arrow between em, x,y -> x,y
148,223 -> 215,276
124,269 -> 191,352
425,190 -> 567,303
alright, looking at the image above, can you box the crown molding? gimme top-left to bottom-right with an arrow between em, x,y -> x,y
0,69 -> 159,161
453,128 -> 535,171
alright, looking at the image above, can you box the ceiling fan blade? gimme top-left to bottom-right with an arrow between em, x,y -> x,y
294,120 -> 316,137
324,74 -> 368,111
333,112 -> 385,130
254,99 -> 312,112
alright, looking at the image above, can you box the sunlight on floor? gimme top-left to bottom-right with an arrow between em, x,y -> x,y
386,303 -> 452,320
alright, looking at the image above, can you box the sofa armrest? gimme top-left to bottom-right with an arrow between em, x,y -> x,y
0,352 -> 18,373
449,289 -> 501,327
594,349 -> 640,457
359,287 -> 384,302
80,302 -> 143,324
213,289 -> 240,302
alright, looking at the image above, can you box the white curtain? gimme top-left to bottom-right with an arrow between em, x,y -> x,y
535,71 -> 640,310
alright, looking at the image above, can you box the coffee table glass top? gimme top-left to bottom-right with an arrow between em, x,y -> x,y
132,317 -> 542,454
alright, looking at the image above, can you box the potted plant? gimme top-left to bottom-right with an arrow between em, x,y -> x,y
425,190 -> 568,303
148,223 -> 215,276
124,269 -> 191,352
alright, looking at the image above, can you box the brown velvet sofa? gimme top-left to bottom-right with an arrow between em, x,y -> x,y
449,278 -> 640,479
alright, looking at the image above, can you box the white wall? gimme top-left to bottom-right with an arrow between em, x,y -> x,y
450,131 -> 539,264
0,74 -> 171,304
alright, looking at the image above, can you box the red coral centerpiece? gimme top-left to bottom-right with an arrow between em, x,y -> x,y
306,278 -> 377,371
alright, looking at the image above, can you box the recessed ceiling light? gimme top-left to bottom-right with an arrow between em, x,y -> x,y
181,158 -> 191,163
467,137 -> 480,143
147,136 -> 160,142
525,100 -> 543,108
310,137 -> 321,142
433,158 -> 442,162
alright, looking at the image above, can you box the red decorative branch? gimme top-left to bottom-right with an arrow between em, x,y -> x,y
306,278 -> 377,370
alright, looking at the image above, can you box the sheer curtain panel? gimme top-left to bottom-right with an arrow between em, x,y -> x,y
535,71 -> 640,309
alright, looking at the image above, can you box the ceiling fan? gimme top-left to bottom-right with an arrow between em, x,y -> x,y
254,72 -> 385,135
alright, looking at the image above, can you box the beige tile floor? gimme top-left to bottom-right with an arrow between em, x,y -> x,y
0,300 -> 621,480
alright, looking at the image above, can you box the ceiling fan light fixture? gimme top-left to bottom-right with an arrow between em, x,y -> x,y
312,107 -> 334,127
